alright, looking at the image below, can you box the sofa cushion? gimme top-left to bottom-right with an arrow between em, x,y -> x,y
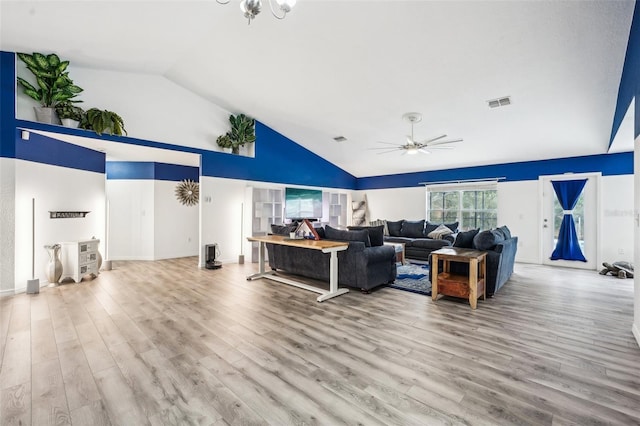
383,236 -> 414,244
348,225 -> 384,247
411,238 -> 451,249
453,228 -> 480,248
445,221 -> 459,233
386,220 -> 404,237
427,223 -> 453,239
497,225 -> 512,239
400,220 -> 425,238
369,219 -> 389,236
473,229 -> 505,250
325,225 -> 371,247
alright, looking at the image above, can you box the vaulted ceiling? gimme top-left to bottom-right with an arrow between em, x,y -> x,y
1,1 -> 635,177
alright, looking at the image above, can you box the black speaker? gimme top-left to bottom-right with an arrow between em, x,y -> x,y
205,244 -> 222,269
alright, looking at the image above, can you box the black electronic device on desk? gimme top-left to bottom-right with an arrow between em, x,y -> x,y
205,243 -> 222,269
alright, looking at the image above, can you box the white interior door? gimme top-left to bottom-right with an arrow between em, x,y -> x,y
541,173 -> 599,270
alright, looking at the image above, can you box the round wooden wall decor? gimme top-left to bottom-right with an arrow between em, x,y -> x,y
175,179 -> 199,206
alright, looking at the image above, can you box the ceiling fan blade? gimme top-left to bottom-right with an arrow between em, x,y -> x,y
418,134 -> 447,145
377,141 -> 403,146
418,149 -> 431,154
377,149 -> 402,155
426,138 -> 463,146
368,147 -> 403,151
427,146 -> 455,150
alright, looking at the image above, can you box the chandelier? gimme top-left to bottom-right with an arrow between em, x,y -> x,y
216,0 -> 297,25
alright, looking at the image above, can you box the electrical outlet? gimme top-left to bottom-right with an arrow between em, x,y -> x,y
618,248 -> 624,255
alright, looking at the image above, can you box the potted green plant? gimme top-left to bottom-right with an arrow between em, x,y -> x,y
55,102 -> 85,128
216,113 -> 256,154
79,108 -> 127,136
16,52 -> 83,124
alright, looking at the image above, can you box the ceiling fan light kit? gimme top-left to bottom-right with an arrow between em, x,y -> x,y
216,0 -> 297,24
370,112 -> 463,155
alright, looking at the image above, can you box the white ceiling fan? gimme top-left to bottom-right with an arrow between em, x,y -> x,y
371,112 -> 463,155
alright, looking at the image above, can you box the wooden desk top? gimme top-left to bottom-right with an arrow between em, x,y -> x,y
247,235 -> 348,252
431,247 -> 487,261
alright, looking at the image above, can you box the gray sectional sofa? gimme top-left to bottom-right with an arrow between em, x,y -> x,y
429,226 -> 518,296
380,219 -> 458,261
266,224 -> 397,292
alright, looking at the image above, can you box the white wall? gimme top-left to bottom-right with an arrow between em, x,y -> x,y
106,180 -> 155,261
360,175 -> 634,266
362,187 -> 426,222
0,158 -> 16,293
601,174 -> 634,263
200,176 -> 247,266
16,63 -> 232,154
498,180 -> 540,263
13,160 -> 105,292
154,180 -> 199,260
634,136 -> 640,346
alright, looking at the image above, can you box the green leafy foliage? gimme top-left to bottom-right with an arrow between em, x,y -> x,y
55,102 -> 85,121
79,108 -> 127,136
16,52 -> 83,107
216,113 -> 256,154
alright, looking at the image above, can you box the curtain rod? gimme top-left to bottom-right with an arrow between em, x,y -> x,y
418,177 -> 506,186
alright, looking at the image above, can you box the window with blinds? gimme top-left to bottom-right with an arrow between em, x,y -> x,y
426,182 -> 498,231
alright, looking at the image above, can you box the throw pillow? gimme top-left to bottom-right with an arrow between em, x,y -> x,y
400,220 -> 425,238
425,221 -> 439,235
498,225 -> 512,239
369,219 -> 389,236
444,221 -> 459,233
325,225 -> 371,247
271,224 -> 296,235
348,225 -> 384,247
386,220 -> 403,237
427,223 -> 453,239
453,228 -> 480,248
473,229 -> 505,250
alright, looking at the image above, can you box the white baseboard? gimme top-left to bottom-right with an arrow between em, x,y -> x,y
633,322 -> 640,349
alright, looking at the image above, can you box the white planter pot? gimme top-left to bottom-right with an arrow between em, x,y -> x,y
61,118 -> 80,128
33,106 -> 60,124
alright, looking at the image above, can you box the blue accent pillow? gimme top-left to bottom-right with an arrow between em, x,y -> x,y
400,220 -> 425,238
348,225 -> 384,246
445,222 -> 459,233
453,228 -> 479,248
325,225 -> 371,247
386,220 -> 404,237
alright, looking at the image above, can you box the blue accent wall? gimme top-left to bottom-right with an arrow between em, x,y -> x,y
357,152 -> 633,190
106,161 -> 199,181
0,51 -> 16,158
611,1 -> 640,143
15,130 -> 105,173
200,122 -> 357,189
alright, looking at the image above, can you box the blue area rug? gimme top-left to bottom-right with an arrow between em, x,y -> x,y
389,263 -> 431,295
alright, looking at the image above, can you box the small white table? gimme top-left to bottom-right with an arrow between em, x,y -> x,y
246,235 -> 349,302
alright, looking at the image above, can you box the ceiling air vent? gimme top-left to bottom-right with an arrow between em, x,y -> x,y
487,96 -> 512,108
333,136 -> 347,142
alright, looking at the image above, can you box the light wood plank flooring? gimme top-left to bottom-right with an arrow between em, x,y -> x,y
1,258 -> 639,425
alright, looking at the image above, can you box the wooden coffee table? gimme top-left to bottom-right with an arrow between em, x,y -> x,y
431,247 -> 487,309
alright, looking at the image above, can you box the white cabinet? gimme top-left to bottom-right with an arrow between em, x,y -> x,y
60,239 -> 100,283
245,187 -> 284,262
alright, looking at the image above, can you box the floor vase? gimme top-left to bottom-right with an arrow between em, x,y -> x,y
45,244 -> 63,284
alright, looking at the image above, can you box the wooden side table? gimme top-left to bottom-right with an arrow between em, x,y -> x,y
431,247 -> 487,309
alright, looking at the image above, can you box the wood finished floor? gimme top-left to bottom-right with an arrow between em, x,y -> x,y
1,258 -> 639,426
